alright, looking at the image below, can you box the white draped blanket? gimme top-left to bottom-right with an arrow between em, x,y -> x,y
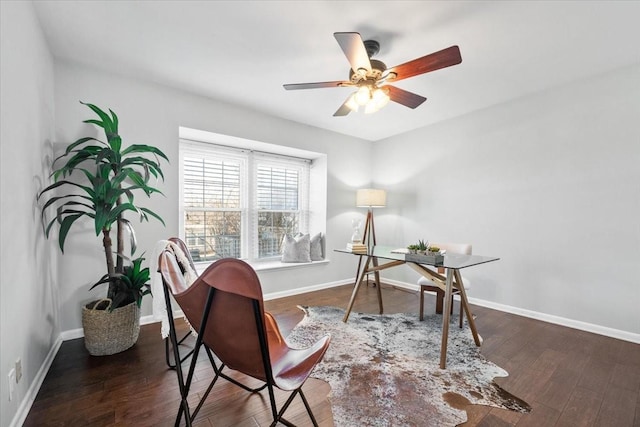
149,240 -> 198,338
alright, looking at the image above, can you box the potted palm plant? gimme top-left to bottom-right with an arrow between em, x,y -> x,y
38,101 -> 168,355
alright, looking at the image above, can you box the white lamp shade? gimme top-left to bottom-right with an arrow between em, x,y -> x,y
356,188 -> 387,208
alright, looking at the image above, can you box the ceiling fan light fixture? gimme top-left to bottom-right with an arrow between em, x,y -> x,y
364,102 -> 379,114
345,93 -> 359,112
363,88 -> 388,114
354,86 -> 371,105
372,87 -> 390,106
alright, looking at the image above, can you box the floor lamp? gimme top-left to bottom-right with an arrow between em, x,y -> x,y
356,188 -> 387,247
355,188 -> 387,286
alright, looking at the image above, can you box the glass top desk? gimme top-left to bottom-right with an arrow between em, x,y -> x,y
335,245 -> 499,368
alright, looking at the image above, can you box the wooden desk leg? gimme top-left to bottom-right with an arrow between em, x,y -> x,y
454,270 -> 482,346
353,254 -> 364,286
343,256 -> 372,323
372,257 -> 383,314
440,268 -> 454,369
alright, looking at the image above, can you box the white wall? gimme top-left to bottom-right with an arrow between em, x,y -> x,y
373,64 -> 640,335
0,1 -> 58,426
53,60 -> 372,332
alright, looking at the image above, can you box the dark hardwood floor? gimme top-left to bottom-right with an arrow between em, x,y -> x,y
24,283 -> 640,426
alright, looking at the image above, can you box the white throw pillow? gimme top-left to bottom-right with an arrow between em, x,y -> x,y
310,232 -> 323,261
281,233 -> 312,263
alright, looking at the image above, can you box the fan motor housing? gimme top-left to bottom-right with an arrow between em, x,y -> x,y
348,39 -> 385,84
349,59 -> 387,83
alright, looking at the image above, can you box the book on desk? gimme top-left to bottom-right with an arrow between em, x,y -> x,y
346,242 -> 368,254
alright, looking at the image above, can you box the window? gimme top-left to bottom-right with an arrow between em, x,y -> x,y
180,138 -> 311,263
182,148 -> 244,260
255,160 -> 306,258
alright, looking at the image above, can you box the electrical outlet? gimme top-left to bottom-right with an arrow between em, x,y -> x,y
8,369 -> 15,401
15,359 -> 22,383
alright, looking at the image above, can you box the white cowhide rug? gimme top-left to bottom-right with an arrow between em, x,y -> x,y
286,306 -> 530,427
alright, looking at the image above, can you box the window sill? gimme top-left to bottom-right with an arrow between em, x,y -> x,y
252,258 -> 330,272
194,258 -> 330,275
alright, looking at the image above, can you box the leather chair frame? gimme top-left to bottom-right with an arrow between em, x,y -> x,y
159,245 -> 329,427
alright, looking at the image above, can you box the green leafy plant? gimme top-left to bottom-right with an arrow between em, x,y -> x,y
90,256 -> 151,308
416,239 -> 429,252
37,101 -> 168,309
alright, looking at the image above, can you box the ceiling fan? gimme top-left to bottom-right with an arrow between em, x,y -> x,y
283,32 -> 462,116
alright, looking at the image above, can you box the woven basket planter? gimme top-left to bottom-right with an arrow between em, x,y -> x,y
82,299 -> 141,356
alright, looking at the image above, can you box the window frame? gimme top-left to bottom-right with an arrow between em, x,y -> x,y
252,153 -> 310,260
179,138 -> 311,264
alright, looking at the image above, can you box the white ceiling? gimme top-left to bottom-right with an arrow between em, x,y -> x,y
33,1 -> 640,141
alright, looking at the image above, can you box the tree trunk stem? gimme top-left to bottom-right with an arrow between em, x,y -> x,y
102,229 -> 116,300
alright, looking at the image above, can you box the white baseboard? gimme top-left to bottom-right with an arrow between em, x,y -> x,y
60,327 -> 84,341
385,279 -> 419,292
263,279 -> 351,301
60,311 -> 156,338
468,296 -> 640,344
62,278 -> 640,345
384,278 -> 640,344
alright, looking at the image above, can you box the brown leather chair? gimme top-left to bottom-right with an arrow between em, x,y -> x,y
159,248 -> 331,427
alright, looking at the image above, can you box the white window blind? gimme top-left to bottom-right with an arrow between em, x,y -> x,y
253,155 -> 308,258
180,140 -> 309,262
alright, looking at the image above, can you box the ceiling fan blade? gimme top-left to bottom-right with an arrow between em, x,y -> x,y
386,45 -> 462,82
387,85 -> 427,109
333,100 -> 352,117
334,32 -> 372,74
283,81 -> 352,90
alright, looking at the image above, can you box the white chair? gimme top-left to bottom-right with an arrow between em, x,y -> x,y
418,242 -> 472,327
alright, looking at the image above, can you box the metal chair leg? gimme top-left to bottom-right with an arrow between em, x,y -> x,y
165,329 -> 195,370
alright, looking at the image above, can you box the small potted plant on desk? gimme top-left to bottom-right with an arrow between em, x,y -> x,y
37,101 -> 168,355
405,240 -> 444,265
